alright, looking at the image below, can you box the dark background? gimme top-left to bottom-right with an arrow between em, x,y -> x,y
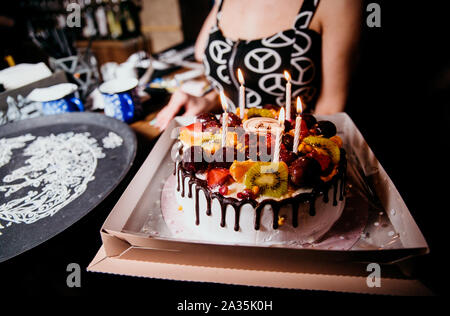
1,0 -> 448,299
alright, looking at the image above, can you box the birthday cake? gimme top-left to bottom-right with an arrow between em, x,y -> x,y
166,105 -> 346,245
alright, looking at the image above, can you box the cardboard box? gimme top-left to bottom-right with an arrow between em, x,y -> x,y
88,113 -> 431,295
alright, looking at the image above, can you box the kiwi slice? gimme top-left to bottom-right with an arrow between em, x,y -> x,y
303,136 -> 340,164
247,108 -> 275,119
244,162 -> 288,198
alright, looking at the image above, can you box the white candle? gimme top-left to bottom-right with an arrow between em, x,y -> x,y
284,71 -> 291,121
220,90 -> 228,147
293,97 -> 303,153
274,107 -> 285,162
237,68 -> 245,119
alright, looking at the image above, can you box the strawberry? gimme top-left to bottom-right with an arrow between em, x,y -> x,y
307,150 -> 331,172
183,122 -> 203,132
300,119 -> 310,139
207,168 -> 231,188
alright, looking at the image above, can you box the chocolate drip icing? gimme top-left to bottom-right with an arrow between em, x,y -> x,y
194,187 -> 200,225
323,187 -> 329,203
174,155 -> 346,231
188,179 -> 195,198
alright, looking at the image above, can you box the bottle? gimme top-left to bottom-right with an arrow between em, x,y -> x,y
106,0 -> 122,39
82,0 -> 98,38
129,0 -> 142,36
120,0 -> 136,38
94,0 -> 109,38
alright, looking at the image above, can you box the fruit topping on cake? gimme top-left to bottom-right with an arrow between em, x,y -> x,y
176,110 -> 344,203
207,168 -> 232,188
244,162 -> 289,198
288,156 -> 321,187
229,160 -> 256,182
303,136 -> 340,165
247,108 -> 277,119
311,120 -> 337,138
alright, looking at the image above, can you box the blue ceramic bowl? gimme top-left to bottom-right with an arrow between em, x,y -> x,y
41,93 -> 84,115
28,83 -> 84,115
99,78 -> 140,123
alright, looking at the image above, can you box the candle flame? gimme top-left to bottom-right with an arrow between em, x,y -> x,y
279,107 -> 285,126
296,97 -> 303,114
284,70 -> 291,82
219,90 -> 228,112
237,68 -> 245,85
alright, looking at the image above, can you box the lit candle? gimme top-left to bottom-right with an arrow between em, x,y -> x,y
293,97 -> 303,153
220,90 -> 228,147
274,107 -> 285,162
284,71 -> 291,121
237,68 -> 245,119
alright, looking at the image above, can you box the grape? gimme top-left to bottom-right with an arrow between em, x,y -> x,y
221,112 -> 242,127
314,121 -> 337,138
196,113 -> 219,125
282,134 -> 294,150
288,156 -> 321,187
284,120 -> 293,132
301,113 -> 317,129
279,149 -> 298,165
203,120 -> 221,132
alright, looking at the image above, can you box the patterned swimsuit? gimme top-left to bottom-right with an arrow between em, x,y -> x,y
203,0 -> 321,112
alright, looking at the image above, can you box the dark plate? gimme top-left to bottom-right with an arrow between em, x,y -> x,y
0,113 -> 136,262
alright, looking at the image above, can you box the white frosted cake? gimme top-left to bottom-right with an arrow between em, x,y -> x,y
164,108 -> 346,245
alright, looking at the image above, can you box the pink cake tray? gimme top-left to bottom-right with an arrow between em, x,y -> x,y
88,113 -> 430,295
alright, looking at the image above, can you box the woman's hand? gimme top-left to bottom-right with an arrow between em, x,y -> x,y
155,89 -> 219,131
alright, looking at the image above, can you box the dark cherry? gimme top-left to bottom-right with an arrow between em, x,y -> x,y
301,113 -> 317,129
213,146 -> 236,169
203,120 -> 221,132
284,120 -> 293,132
288,156 -> 321,187
228,112 -> 242,127
196,112 -> 219,128
182,146 -> 207,173
220,112 -> 242,128
279,148 -> 298,166
282,133 -> 294,150
313,120 -> 337,138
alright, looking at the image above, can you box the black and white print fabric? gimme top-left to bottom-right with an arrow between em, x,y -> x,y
203,0 -> 321,112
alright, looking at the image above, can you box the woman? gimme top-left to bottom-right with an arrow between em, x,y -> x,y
156,0 -> 361,130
